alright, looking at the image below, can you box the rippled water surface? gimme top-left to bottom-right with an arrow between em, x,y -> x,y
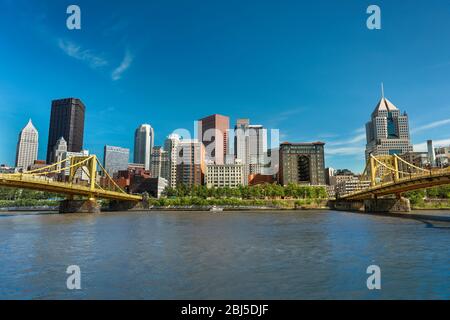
0,210 -> 449,299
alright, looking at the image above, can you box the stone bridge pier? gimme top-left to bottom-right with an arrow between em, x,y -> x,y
332,197 -> 411,214
59,199 -> 101,214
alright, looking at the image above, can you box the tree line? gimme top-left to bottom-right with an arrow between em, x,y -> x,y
163,183 -> 328,199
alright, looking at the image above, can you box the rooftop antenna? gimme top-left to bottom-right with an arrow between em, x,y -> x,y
381,82 -> 385,98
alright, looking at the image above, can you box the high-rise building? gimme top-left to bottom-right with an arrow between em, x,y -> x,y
198,114 -> 229,165
278,142 -> 326,186
46,98 -> 85,164
365,93 -> 413,161
234,119 -> 268,183
104,145 -> 130,178
15,119 -> 39,169
234,118 -> 250,164
164,134 -> 180,188
176,139 -> 205,187
150,146 -> 170,180
248,125 -> 267,165
134,124 -> 154,171
427,140 -> 436,167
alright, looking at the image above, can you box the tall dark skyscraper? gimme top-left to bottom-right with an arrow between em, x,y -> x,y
46,98 -> 85,164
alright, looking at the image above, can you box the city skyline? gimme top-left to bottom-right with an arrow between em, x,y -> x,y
1,0 -> 450,172
4,92 -> 450,174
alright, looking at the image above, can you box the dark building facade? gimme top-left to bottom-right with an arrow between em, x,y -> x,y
278,142 -> 326,186
46,98 -> 85,164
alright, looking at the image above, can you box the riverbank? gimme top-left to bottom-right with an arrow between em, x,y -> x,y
411,199 -> 450,210
1,198 -> 450,212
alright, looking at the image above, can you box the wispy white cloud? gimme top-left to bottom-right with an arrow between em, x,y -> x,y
326,146 -> 365,156
414,138 -> 450,152
111,50 -> 134,81
266,107 -> 305,128
354,127 -> 366,134
58,39 -> 108,69
327,133 -> 366,146
411,118 -> 450,134
324,127 -> 367,156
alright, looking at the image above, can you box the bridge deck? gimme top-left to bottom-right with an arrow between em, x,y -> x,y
0,174 -> 142,202
342,170 -> 450,200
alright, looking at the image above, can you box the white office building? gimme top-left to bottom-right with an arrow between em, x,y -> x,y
15,119 -> 39,170
164,134 -> 180,188
206,161 -> 245,188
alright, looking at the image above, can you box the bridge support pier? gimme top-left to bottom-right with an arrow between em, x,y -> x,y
59,199 -> 101,214
363,197 -> 411,213
332,197 -> 411,214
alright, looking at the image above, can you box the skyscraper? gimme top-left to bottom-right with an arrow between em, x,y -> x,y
134,124 -> 154,171
150,146 -> 170,180
15,119 -> 38,169
427,140 -> 436,167
164,134 -> 180,188
234,118 -> 250,164
176,139 -> 205,187
365,92 -> 413,160
104,145 -> 130,178
46,98 -> 85,164
248,125 -> 268,170
234,119 -> 268,183
197,114 -> 229,165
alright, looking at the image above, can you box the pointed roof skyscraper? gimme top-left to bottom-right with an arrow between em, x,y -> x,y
15,119 -> 39,169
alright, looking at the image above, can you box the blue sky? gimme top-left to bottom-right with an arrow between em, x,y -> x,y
1,0 -> 450,173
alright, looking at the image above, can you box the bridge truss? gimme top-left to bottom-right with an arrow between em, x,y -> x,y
342,154 -> 450,200
0,155 -> 142,202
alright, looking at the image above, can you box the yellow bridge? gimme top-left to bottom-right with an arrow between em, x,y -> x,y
341,154 -> 450,201
0,155 -> 142,204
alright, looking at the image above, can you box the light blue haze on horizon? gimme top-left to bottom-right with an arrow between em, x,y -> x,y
1,0 -> 450,173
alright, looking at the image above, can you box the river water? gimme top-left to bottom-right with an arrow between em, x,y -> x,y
0,210 -> 448,300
